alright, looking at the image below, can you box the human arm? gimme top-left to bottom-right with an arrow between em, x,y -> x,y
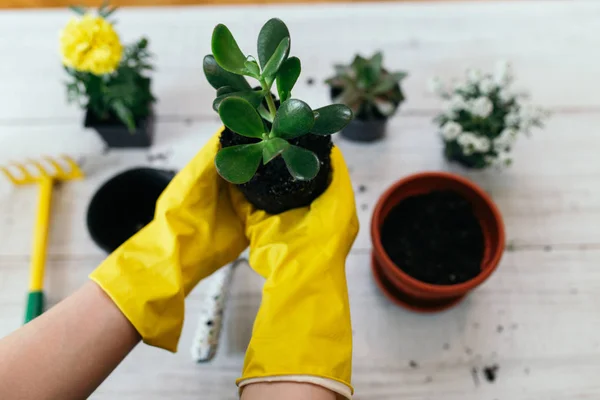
0,281 -> 139,400
242,382 -> 338,400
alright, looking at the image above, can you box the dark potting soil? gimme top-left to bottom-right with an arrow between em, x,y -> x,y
219,127 -> 332,214
380,190 -> 484,285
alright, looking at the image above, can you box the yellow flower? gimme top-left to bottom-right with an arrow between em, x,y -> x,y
60,14 -> 123,75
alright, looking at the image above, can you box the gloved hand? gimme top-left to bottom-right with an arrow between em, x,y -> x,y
90,129 -> 248,352
230,146 -> 359,399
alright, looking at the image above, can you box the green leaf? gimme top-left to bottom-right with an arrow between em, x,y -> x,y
111,99 -> 136,133
311,104 -> 353,135
276,56 -> 300,102
272,99 -> 314,139
213,89 -> 265,112
218,97 -> 265,138
372,77 -> 398,95
69,5 -> 86,15
216,86 -> 236,97
282,145 -> 320,181
370,52 -> 383,75
257,18 -> 290,68
262,137 -> 290,164
244,59 -> 261,78
99,5 -> 118,18
215,143 -> 264,184
211,24 -> 248,75
390,71 -> 408,82
203,55 -> 251,91
261,37 -> 290,85
258,105 -> 274,122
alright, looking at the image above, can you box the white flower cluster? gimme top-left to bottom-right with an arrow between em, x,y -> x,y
430,61 -> 547,167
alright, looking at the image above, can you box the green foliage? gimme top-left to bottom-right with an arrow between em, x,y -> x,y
325,52 -> 407,120
204,18 -> 354,184
64,32 -> 155,133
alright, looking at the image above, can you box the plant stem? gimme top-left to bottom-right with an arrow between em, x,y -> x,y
260,78 -> 277,119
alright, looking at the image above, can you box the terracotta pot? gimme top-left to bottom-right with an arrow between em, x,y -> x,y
370,171 -> 505,312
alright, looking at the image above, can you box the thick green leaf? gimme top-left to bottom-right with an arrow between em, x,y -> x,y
215,143 -> 264,184
211,24 -> 248,75
203,55 -> 250,91
370,52 -> 383,76
244,59 -> 261,78
213,89 -> 265,112
257,18 -> 290,68
262,137 -> 290,164
258,105 -> 274,122
272,99 -> 314,139
276,56 -> 300,102
261,37 -> 290,85
218,97 -> 265,138
216,86 -> 236,96
282,145 -> 320,181
111,99 -> 136,133
311,104 -> 353,135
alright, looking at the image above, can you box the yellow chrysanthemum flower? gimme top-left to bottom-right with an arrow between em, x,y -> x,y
60,14 -> 123,75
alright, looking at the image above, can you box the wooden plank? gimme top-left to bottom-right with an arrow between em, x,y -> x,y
0,2 -> 597,121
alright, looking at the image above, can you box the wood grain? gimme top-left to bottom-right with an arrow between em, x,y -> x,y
1,2 -> 600,399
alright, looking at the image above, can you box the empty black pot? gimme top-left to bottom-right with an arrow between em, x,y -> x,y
86,168 -> 176,253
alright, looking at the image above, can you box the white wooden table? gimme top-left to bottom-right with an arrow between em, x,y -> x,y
1,1 -> 600,398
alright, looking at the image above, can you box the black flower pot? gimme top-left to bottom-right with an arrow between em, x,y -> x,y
86,168 -> 175,253
84,109 -> 155,149
340,117 -> 387,142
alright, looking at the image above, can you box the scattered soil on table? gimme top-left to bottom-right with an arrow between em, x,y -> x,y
361,203 -> 368,211
443,343 -> 450,350
380,191 -> 484,285
497,325 -> 504,333
409,360 -> 419,369
358,184 -> 367,193
220,127 -> 332,214
471,367 -> 480,386
544,245 -> 553,252
483,364 -> 499,382
306,77 -> 315,85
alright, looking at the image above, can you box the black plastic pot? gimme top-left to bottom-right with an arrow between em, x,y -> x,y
341,117 -> 387,142
86,168 -> 175,253
85,109 -> 155,149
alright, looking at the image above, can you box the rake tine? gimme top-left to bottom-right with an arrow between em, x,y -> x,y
43,156 -> 66,178
0,165 -> 22,184
12,163 -> 34,183
27,159 -> 51,179
59,155 -> 84,179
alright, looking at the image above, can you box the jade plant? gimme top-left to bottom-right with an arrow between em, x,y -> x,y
326,52 -> 407,119
204,19 -> 353,184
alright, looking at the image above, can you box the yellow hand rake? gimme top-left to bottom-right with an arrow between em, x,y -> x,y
1,156 -> 84,323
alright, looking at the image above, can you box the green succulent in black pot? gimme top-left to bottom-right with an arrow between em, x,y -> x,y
204,18 -> 353,214
326,52 -> 407,142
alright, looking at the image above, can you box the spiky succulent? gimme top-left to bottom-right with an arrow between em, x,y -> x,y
203,18 -> 353,184
326,52 -> 407,120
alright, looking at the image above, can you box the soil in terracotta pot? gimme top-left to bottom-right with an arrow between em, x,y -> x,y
380,190 -> 484,285
220,127 -> 332,214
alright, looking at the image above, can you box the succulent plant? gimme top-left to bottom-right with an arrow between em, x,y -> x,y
326,52 -> 407,120
203,19 -> 353,184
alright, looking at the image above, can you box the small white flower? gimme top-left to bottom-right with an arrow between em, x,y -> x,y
448,94 -> 467,111
494,60 -> 514,86
504,111 -> 520,127
484,155 -> 496,165
457,132 -> 479,155
494,128 -> 517,151
428,76 -> 448,98
470,96 -> 494,118
498,89 -> 513,104
475,137 -> 491,152
479,77 -> 496,94
441,121 -> 463,141
467,68 -> 483,84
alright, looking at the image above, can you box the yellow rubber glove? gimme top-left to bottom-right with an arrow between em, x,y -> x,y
230,146 -> 359,399
90,129 -> 248,352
